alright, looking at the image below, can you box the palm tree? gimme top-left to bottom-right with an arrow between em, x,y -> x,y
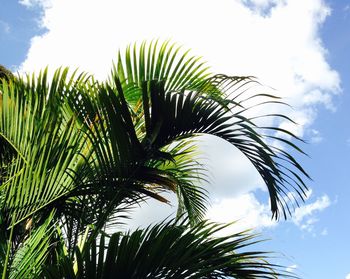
0,41 -> 308,278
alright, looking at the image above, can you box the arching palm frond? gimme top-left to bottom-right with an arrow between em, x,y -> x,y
44,219 -> 296,279
111,42 -> 309,221
112,40 -> 220,115
137,78 -> 309,219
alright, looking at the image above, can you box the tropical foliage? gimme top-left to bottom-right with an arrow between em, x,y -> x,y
0,65 -> 13,82
0,41 -> 308,278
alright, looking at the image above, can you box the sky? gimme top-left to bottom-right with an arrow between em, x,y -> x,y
0,0 -> 349,278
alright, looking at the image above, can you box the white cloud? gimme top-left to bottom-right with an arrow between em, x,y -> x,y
18,0 -> 339,228
18,0 -> 340,140
122,187 -> 330,237
19,0 -> 340,135
346,273 -> 350,279
206,193 -> 277,234
18,0 -> 35,7
19,0 -> 340,91
18,0 -> 52,8
199,136 -> 265,198
114,192 -> 178,232
303,89 -> 336,111
277,108 -> 316,139
204,189 -> 330,235
292,194 -> 331,232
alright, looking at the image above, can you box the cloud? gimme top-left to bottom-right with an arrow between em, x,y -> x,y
18,0 -> 340,137
18,0 -> 35,7
292,194 -> 331,233
206,193 -> 278,234
346,273 -> 350,279
18,0 -> 339,228
19,0 -> 340,143
114,192 -> 178,232
203,189 -> 330,235
18,0 -> 52,8
19,0 -> 340,90
119,189 -> 331,237
199,136 -> 265,198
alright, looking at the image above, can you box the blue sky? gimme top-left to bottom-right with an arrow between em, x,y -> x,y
1,0 -> 349,278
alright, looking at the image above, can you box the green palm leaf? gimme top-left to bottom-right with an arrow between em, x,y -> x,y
138,78 -> 309,219
8,211 -> 55,279
45,219 -> 296,279
0,69 -> 86,226
116,40 -> 210,91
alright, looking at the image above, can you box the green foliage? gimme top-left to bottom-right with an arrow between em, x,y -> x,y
45,219 -> 296,279
8,211 -> 55,279
0,65 -> 13,83
0,41 -> 308,278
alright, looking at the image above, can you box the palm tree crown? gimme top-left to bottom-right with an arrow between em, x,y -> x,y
0,41 -> 308,278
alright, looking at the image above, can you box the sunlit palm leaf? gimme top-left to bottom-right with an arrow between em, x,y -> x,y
113,40 -> 217,115
44,219 -> 296,279
8,211 -> 55,279
139,78 -> 309,219
0,70 -> 87,227
116,40 -> 210,91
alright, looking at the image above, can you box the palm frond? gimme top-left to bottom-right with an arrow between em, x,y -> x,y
7,211 -> 55,279
138,78 -> 309,219
0,69 -> 86,226
44,218 -> 296,279
153,140 -> 209,224
111,40 -> 215,115
116,40 -> 211,91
